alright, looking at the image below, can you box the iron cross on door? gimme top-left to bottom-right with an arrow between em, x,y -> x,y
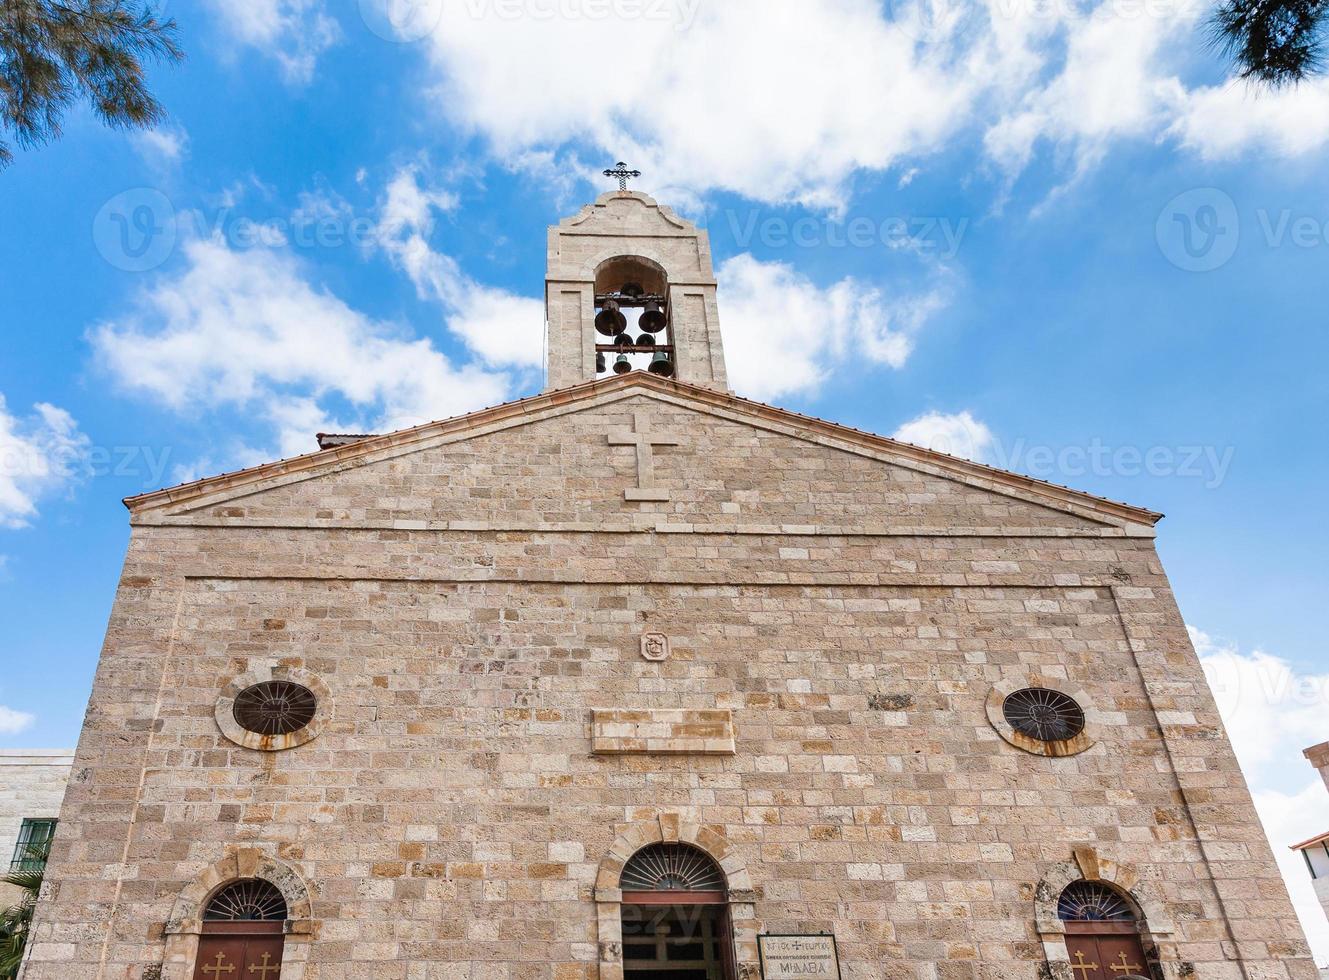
1070,949 -> 1100,980
1109,950 -> 1146,975
248,952 -> 281,978
200,952 -> 236,977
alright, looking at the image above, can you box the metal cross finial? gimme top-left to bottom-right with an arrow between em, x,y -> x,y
604,161 -> 641,192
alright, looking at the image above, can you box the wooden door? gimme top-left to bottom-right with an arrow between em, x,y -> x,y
1064,927 -> 1150,980
193,922 -> 284,980
718,904 -> 737,980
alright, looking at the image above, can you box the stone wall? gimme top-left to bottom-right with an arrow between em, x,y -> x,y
22,384 -> 1316,980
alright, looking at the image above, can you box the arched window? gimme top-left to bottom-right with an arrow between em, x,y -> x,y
195,880 -> 287,979
1058,881 -> 1136,923
1058,881 -> 1151,980
620,843 -> 734,980
205,879 -> 288,921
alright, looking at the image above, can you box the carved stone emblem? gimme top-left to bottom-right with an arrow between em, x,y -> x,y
640,632 -> 670,662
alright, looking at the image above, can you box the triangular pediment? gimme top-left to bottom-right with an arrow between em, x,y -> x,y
127,375 -> 1160,536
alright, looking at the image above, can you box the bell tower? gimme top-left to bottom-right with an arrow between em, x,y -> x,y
544,170 -> 728,391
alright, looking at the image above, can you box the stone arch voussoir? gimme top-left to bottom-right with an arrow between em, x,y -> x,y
595,815 -> 759,980
164,847 -> 316,936
1036,847 -> 1180,980
160,848 -> 318,980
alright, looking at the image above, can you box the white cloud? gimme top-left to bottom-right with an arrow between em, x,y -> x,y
1193,626 -> 1329,771
1171,78 -> 1329,160
203,0 -> 340,83
716,254 -> 945,402
0,703 -> 34,735
0,397 -> 89,528
416,0 -> 980,208
892,410 -> 995,462
91,235 -> 513,461
290,184 -> 353,228
397,0 -> 1326,206
132,124 -> 189,169
1194,625 -> 1329,966
375,167 -> 545,370
983,0 -> 1193,181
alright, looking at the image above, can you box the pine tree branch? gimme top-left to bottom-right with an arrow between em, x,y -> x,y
0,0 -> 182,166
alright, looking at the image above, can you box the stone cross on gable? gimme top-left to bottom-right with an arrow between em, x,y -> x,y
609,410 -> 679,502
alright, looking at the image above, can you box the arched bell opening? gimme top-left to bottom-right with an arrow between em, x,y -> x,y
593,255 -> 675,380
620,842 -> 735,980
193,879 -> 288,979
1058,881 -> 1154,980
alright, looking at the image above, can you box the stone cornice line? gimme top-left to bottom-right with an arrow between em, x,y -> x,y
130,517 -> 1147,538
170,575 -> 1138,593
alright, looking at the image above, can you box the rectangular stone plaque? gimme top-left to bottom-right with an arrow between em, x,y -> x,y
590,708 -> 735,755
758,934 -> 841,980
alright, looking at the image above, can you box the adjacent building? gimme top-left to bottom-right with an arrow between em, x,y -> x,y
1293,741 -> 1329,943
21,188 -> 1318,980
0,750 -> 73,907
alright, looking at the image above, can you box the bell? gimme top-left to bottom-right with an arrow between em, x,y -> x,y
613,353 -> 632,375
639,301 -> 666,334
595,300 -> 627,336
596,352 -> 606,373
635,333 -> 655,348
613,332 -> 634,348
649,351 -> 673,376
620,282 -> 645,299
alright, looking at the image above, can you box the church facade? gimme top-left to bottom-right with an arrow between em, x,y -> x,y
23,190 -> 1315,980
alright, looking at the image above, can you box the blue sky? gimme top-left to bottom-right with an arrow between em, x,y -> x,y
1,0 -> 1328,960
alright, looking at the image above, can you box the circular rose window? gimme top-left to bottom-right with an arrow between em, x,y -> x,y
216,668 -> 330,751
233,680 -> 318,736
1002,687 -> 1086,743
986,678 -> 1096,757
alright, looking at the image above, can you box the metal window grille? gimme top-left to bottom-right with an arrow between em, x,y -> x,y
1057,880 -> 1137,922
620,842 -> 726,892
232,680 -> 318,737
10,818 -> 57,872
1002,687 -> 1087,743
203,879 -> 289,921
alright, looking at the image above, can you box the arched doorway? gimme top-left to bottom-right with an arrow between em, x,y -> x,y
1058,881 -> 1152,980
193,879 -> 287,979
620,842 -> 736,980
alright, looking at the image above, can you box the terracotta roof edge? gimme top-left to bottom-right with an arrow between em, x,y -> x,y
123,373 -> 1163,525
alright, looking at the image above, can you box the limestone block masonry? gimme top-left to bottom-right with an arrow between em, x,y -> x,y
590,708 -> 736,755
22,379 -> 1317,980
21,189 -> 1317,980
